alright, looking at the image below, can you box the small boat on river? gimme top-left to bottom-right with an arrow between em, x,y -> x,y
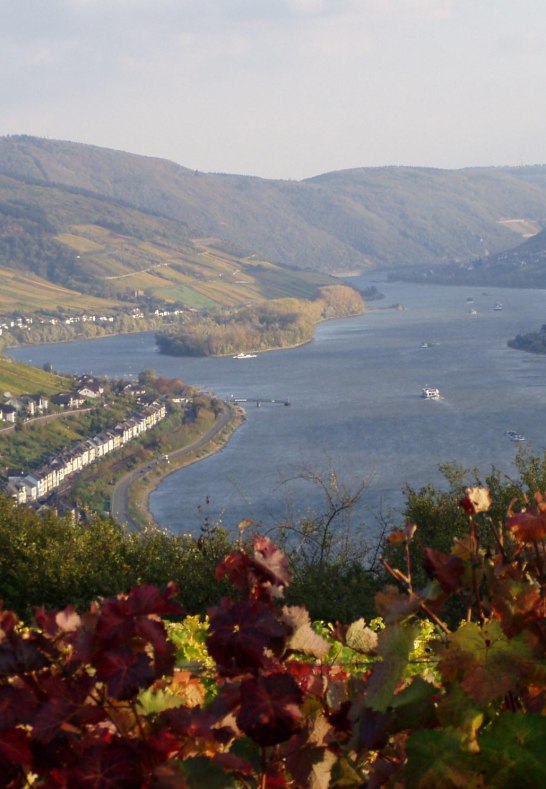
422,387 -> 441,400
506,430 -> 525,442
233,353 -> 257,359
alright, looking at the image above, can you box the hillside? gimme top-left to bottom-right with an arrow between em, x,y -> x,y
2,136 -> 546,277
0,356 -> 69,396
393,226 -> 546,288
0,171 -> 333,319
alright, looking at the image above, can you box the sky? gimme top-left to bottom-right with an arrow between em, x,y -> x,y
2,0 -> 546,180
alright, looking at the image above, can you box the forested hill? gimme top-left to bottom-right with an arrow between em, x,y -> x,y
394,226 -> 546,288
2,135 -> 546,273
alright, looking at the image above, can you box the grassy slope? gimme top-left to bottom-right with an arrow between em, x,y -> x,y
0,356 -> 69,395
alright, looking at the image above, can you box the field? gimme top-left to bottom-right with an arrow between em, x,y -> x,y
0,266 -> 120,314
52,226 -> 330,309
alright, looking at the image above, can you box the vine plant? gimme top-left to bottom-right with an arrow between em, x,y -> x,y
1,489 -> 546,786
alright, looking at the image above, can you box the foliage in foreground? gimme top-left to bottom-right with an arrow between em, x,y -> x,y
2,488 -> 546,786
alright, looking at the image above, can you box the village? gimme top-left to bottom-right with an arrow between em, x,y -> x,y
0,305 -> 185,340
0,373 -> 172,508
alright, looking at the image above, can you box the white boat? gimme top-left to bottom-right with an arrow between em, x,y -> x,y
233,352 -> 257,359
494,303 -> 503,311
506,430 -> 525,442
469,309 -> 478,316
422,387 -> 441,400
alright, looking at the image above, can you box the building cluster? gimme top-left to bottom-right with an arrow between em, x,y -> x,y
0,306 -> 185,339
0,377 -> 106,425
0,394 -> 49,424
0,313 -> 118,338
5,401 -> 167,505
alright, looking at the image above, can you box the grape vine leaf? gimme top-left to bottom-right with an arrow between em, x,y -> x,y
437,620 -> 535,705
478,711 -> 546,788
207,599 -> 288,674
363,623 -> 420,712
280,606 -> 330,658
237,672 -> 304,746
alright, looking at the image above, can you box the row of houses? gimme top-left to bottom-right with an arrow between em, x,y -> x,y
6,401 -> 167,505
0,313 -> 116,337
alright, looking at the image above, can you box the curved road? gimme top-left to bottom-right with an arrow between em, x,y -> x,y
111,406 -> 234,530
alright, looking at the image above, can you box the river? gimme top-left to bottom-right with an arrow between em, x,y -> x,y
8,276 -> 546,537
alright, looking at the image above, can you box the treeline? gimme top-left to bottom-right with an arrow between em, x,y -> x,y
156,284 -> 365,357
508,324 -> 546,354
3,447 -> 546,623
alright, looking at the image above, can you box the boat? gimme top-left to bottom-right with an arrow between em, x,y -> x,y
506,430 -> 525,442
420,341 -> 439,348
233,352 -> 257,359
422,387 -> 441,400
494,303 -> 503,311
469,309 -> 478,316
466,297 -> 474,303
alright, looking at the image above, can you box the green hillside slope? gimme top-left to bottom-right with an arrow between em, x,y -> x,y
1,135 -> 546,273
0,356 -> 69,396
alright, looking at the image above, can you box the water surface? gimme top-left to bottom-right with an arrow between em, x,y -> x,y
8,277 -> 546,536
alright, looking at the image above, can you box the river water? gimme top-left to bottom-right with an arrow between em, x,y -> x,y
8,277 -> 546,537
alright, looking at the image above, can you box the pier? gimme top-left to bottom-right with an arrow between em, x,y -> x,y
229,397 -> 291,407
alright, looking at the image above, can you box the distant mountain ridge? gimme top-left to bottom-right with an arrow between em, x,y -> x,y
2,135 -> 546,274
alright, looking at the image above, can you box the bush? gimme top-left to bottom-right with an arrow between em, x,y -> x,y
2,492 -> 546,786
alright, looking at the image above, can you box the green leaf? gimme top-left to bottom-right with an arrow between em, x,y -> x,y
405,728 -> 477,788
364,623 -> 419,711
136,687 -> 184,716
479,712 -> 546,788
390,676 -> 438,731
180,757 -> 242,789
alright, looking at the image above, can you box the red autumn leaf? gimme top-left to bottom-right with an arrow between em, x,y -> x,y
73,740 -> 144,788
507,509 -> 546,543
387,530 -> 406,545
215,537 -> 291,599
95,649 -> 156,700
0,637 -> 50,677
423,548 -> 465,593
0,727 -> 32,766
94,584 -> 182,644
35,605 -> 82,639
121,582 -> 182,618
0,684 -> 38,729
251,536 -> 291,592
32,674 -> 98,744
207,599 -> 288,674
237,672 -> 304,746
0,610 -> 18,637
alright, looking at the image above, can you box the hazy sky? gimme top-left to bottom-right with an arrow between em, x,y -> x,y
3,0 -> 546,179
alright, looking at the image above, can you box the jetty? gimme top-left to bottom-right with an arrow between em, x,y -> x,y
229,397 -> 291,407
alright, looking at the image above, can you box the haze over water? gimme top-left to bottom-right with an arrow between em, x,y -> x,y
9,277 -> 546,538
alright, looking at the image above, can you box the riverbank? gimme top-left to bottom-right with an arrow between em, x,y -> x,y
111,401 -> 246,531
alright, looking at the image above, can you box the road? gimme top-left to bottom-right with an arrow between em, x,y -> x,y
110,406 -> 234,530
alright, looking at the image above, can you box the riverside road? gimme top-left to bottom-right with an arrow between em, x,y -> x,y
110,406 -> 233,531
